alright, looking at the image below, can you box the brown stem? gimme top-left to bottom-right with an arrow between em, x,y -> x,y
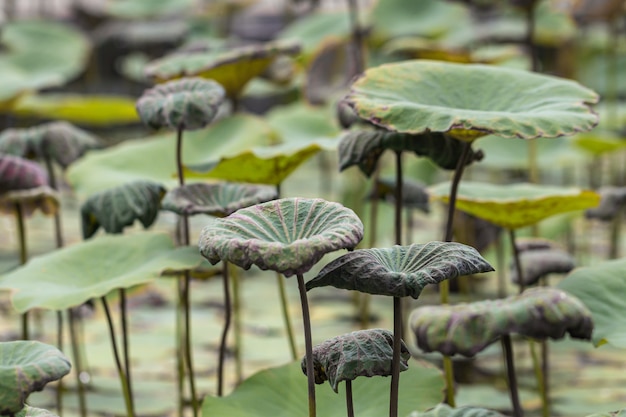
56,311 -> 64,415
389,297 -> 402,417
297,273 -> 316,417
394,151 -> 402,246
347,0 -> 365,74
120,288 -> 135,412
346,380 -> 355,417
502,334 -> 523,417
509,229 -> 525,294
44,155 -> 64,248
217,262 -> 232,396
15,202 -> 28,340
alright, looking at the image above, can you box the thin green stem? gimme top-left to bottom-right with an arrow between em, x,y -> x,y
346,380 -> 355,417
389,297 -> 402,417
277,272 -> 298,360
176,279 -> 185,417
101,297 -> 134,417
68,309 -> 87,417
218,261 -> 233,396
502,334 -> 523,417
15,202 -> 28,340
120,288 -> 135,413
394,151 -> 402,246
231,264 -> 243,384
44,155 -> 64,248
56,311 -> 64,416
297,273 -> 316,417
530,340 -> 548,417
496,233 -> 506,298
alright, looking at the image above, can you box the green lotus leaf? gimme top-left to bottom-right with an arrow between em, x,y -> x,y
409,404 -> 505,417
11,94 -> 140,126
428,181 -> 601,229
338,129 -> 482,177
16,406 -> 60,417
0,340 -> 71,415
585,410 -> 626,417
410,287 -> 593,357
278,12 -> 351,61
136,77 -> 226,130
573,131 -> 626,155
307,241 -> 493,298
265,102 -> 339,143
368,178 -> 430,213
510,248 -> 575,286
0,154 -> 48,194
66,114 -> 279,196
0,186 -> 59,217
161,182 -> 277,217
585,186 -> 626,222
0,232 -> 204,312
302,329 -> 410,393
103,0 -> 195,19
304,38 -> 356,106
144,41 -> 300,97
80,180 -> 166,239
202,360 -> 445,417
345,60 -> 598,140
198,198 -> 364,277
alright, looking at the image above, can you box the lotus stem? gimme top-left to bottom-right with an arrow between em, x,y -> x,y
606,20 -> 619,128
101,297 -> 135,417
120,288 -> 135,412
394,151 -> 403,246
501,334 -> 523,417
347,0 -> 365,74
389,296 -> 402,417
277,272 -> 298,360
68,309 -> 87,417
14,202 -> 29,340
218,261 -> 233,396
296,272 -> 316,417
57,311 -> 64,416
43,155 -> 64,248
609,210 -> 621,259
496,233 -> 506,298
231,264 -> 244,384
176,279 -> 185,417
346,380 -> 355,417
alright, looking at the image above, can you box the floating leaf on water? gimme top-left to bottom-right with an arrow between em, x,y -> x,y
307,242 -> 494,298
510,248 -> 576,286
410,287 -> 593,357
409,403 -> 506,417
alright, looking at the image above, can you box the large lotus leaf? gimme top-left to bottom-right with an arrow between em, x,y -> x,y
0,155 -> 48,194
11,94 -> 140,126
307,241 -> 493,298
136,77 -> 226,130
302,329 -> 410,393
369,178 -> 430,213
0,341 -> 71,415
202,360 -> 444,417
81,180 -> 166,239
161,182 -> 277,217
510,248 -> 576,286
409,404 -> 505,417
198,198 -> 364,277
16,406 -> 60,417
0,186 -> 59,217
66,114 -> 279,196
144,41 -> 301,97
428,181 -> 601,229
104,0 -> 195,19
585,187 -> 626,222
345,60 -> 598,140
0,233 -> 204,313
410,287 -> 593,357
338,129 -> 483,177
557,258 -> 626,348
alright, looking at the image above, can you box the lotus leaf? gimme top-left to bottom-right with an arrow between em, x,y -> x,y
16,406 -> 60,417
410,287 -> 593,357
136,77 -> 226,130
345,60 -> 598,140
161,182 -> 277,217
0,155 -> 48,194
198,198 -> 364,276
428,181 -> 600,229
514,237 -> 560,252
0,233 -> 204,313
0,341 -> 71,415
202,360 -> 445,417
510,248 -> 575,286
409,404 -> 505,417
304,38 -> 356,105
368,178 -> 430,213
265,102 -> 339,143
0,186 -> 59,217
585,187 -> 626,222
278,12 -> 351,60
585,411 -> 626,417
574,131 -> 626,155
104,0 -> 195,19
80,180 -> 166,238
144,41 -> 300,97
302,329 -> 410,393
307,241 -> 493,298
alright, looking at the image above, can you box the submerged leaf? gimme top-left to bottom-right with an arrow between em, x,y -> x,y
510,248 -> 576,286
409,404 -> 505,417
198,198 -> 364,276
136,77 -> 226,130
0,341 -> 71,415
301,329 -> 410,393
0,154 -> 48,194
80,180 -> 166,239
161,182 -> 277,217
410,287 -> 593,357
307,242 -> 493,298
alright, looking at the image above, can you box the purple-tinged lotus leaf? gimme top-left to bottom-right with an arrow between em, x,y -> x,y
0,186 -> 59,216
307,242 -> 494,298
301,329 -> 410,393
510,248 -> 575,286
410,287 -> 593,357
585,186 -> 626,222
0,154 -> 48,194
161,182 -> 277,217
198,197 -> 364,276
136,77 -> 226,130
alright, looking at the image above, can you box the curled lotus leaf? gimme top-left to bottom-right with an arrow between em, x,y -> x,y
81,180 -> 166,239
301,329 -> 410,393
306,242 -> 494,298
0,341 -> 71,415
338,129 -> 482,177
136,77 -> 226,130
510,248 -> 576,286
0,186 -> 59,216
585,186 -> 626,222
410,287 -> 593,357
429,181 -> 601,230
198,197 -> 364,277
0,154 -> 48,194
305,38 -> 357,106
368,178 -> 430,213
161,182 -> 277,217
409,404 -> 505,417
345,60 -> 598,140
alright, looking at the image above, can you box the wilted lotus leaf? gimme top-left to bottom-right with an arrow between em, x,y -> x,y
161,182 -> 277,217
409,404 -> 505,417
429,181 -> 600,229
198,198 -> 364,277
16,406 -> 60,417
585,186 -> 626,222
338,130 -> 483,177
410,287 -> 593,357
369,178 -> 430,213
81,180 -> 166,238
510,248 -> 576,286
306,242 -> 494,298
136,77 -> 226,130
144,41 -> 300,97
345,60 -> 598,141
301,329 -> 410,393
0,154 -> 48,194
0,341 -> 71,415
0,186 -> 59,216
